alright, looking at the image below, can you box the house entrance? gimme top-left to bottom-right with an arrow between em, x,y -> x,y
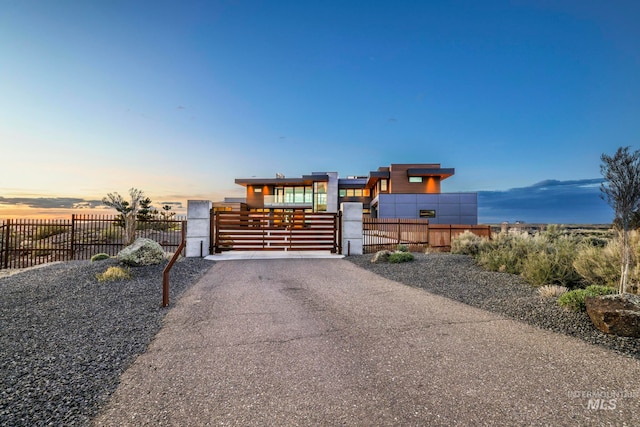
211,211 -> 341,253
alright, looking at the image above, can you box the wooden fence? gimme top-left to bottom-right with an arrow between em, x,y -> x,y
363,218 -> 491,253
0,215 -> 186,270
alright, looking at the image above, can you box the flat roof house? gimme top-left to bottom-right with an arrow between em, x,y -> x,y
226,163 -> 478,225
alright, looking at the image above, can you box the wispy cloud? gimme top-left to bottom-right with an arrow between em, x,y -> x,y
0,197 -> 104,210
0,196 -> 184,212
479,178 -> 613,224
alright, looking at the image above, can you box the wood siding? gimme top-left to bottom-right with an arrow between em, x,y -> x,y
388,163 -> 441,194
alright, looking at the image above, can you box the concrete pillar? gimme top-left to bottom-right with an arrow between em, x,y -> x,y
186,200 -> 212,257
341,202 -> 363,255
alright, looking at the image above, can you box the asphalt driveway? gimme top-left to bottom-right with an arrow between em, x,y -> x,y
93,259 -> 640,426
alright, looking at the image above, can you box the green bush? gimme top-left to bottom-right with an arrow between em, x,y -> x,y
91,253 -> 111,262
557,285 -> 617,312
396,244 -> 408,253
389,252 -> 414,263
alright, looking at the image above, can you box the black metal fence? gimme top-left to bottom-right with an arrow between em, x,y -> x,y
0,215 -> 186,270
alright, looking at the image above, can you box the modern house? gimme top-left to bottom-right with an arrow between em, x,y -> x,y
219,163 -> 478,225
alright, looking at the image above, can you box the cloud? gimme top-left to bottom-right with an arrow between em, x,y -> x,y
478,178 -> 614,224
0,197 -> 104,209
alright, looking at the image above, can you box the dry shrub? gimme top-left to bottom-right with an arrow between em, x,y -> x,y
96,266 -> 131,282
537,285 -> 568,298
450,230 -> 490,256
573,230 -> 640,291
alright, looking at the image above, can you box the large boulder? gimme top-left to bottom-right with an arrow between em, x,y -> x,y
117,238 -> 165,266
585,294 -> 640,338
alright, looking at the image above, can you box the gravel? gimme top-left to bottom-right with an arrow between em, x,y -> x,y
347,252 -> 640,360
3,253 -> 639,425
0,257 -> 213,427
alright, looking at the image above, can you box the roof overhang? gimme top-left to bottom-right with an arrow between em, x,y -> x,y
235,175 -> 328,187
366,170 -> 390,187
406,168 -> 455,180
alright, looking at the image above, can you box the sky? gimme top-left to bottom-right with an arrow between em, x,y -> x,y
1,0 -> 638,223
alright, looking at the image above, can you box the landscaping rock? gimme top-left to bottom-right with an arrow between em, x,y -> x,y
371,250 -> 392,263
585,294 -> 640,338
117,238 -> 165,266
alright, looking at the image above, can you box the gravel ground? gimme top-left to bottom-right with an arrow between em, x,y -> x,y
0,257 -> 213,427
347,252 -> 640,360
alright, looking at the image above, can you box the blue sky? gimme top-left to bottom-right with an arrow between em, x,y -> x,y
1,0 -> 638,223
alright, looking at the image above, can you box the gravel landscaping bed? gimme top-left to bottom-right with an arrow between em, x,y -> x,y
347,252 -> 640,360
0,257 -> 213,427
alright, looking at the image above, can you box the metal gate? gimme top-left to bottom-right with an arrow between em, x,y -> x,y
211,211 -> 341,253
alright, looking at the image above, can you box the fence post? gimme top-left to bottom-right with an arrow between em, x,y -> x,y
2,219 -> 10,269
70,215 -> 76,260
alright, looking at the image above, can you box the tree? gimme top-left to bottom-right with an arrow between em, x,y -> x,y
136,197 -> 156,222
600,146 -> 640,293
102,188 -> 146,246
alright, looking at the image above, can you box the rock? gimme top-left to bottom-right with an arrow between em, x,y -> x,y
371,250 -> 392,263
117,238 -> 165,266
585,294 -> 640,338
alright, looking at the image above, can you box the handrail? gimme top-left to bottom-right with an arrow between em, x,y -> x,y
162,240 -> 186,307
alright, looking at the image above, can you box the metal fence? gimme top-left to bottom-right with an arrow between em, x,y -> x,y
212,211 -> 340,253
363,218 -> 491,253
1,215 -> 186,270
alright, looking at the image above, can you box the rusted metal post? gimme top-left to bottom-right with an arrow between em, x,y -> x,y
163,240 -> 186,307
2,219 -> 10,269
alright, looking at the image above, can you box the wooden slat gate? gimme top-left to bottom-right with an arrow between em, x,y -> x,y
211,211 -> 341,253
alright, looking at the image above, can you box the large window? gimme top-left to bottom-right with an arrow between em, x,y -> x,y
274,186 -> 313,204
339,188 -> 370,197
313,182 -> 327,212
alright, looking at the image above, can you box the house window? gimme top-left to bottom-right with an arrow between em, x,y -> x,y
339,189 -> 346,197
254,187 -> 262,193
380,179 -> 388,192
409,177 -> 423,183
420,209 -> 436,218
313,182 -> 327,211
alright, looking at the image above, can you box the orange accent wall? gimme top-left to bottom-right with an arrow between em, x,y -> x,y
388,164 -> 442,194
246,185 -> 269,209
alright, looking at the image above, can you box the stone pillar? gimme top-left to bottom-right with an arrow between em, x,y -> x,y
341,202 -> 363,255
186,200 -> 212,257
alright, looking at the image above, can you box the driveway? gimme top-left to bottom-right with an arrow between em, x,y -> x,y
93,259 -> 640,426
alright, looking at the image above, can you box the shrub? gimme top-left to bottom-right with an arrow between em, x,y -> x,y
476,231 -> 539,274
557,285 -> 617,312
34,225 -> 67,240
573,242 -> 620,288
101,227 -> 122,241
521,235 -> 583,288
450,230 -> 489,257
397,244 -> 408,253
91,253 -> 111,262
538,285 -> 568,298
389,252 -> 414,263
96,266 -> 131,282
